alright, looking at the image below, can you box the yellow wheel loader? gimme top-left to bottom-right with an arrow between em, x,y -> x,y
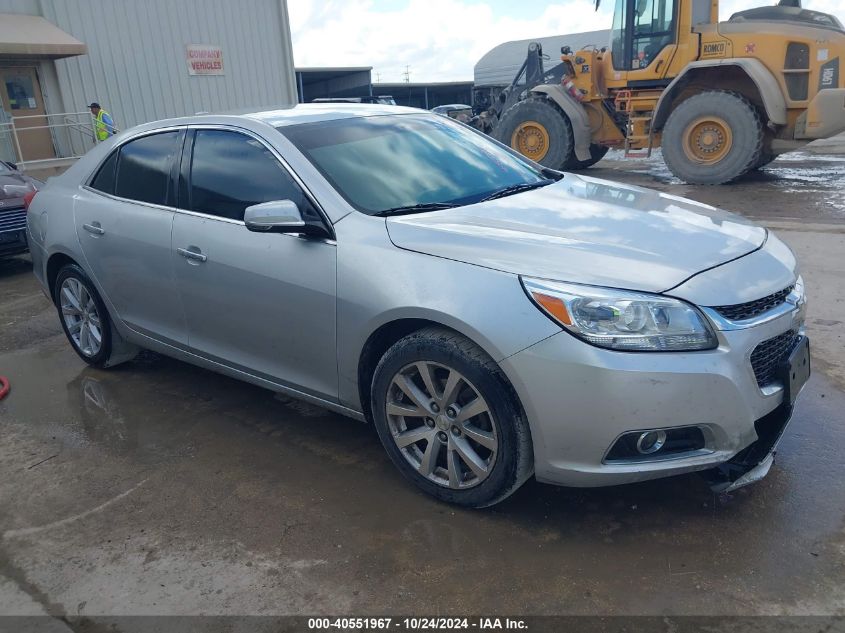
486,0 -> 845,184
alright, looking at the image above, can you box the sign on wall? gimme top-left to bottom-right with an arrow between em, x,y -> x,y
186,45 -> 224,76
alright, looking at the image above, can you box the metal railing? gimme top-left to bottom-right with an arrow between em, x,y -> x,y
0,111 -> 119,171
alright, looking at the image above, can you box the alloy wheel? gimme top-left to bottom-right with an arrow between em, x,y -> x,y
60,277 -> 102,357
385,361 -> 498,489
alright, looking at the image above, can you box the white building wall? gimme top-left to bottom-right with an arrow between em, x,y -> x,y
36,0 -> 297,129
0,0 -> 40,15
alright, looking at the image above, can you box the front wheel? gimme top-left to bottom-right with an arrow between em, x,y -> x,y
495,97 -> 574,170
661,90 -> 763,184
371,328 -> 533,508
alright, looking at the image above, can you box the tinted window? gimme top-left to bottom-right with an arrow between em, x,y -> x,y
90,150 -> 118,194
279,115 -> 546,215
115,131 -> 180,205
188,130 -> 309,221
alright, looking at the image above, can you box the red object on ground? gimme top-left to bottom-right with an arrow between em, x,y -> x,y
0,376 -> 9,400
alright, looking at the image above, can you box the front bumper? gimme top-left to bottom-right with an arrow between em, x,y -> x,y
0,228 -> 28,257
500,305 -> 806,488
795,88 -> 845,140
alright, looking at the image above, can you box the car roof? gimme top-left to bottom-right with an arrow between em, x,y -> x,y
125,103 -> 426,134
247,103 -> 422,127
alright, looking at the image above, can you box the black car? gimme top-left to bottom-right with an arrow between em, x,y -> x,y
0,161 -> 41,258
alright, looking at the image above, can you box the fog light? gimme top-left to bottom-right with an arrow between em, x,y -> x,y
605,426 -> 706,462
636,430 -> 667,454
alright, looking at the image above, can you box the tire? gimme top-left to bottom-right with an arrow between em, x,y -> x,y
661,91 -> 763,184
371,327 -> 533,508
750,131 -> 776,170
565,143 -> 609,170
495,97 -> 574,170
54,264 -> 115,368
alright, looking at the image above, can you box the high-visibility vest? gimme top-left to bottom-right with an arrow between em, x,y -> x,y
94,110 -> 112,141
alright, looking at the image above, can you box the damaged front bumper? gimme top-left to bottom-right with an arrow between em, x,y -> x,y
702,403 -> 793,492
703,334 -> 811,492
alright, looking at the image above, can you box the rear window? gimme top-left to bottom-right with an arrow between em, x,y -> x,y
89,150 -> 118,195
113,131 -> 181,206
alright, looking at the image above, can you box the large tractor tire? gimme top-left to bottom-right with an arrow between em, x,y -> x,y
495,97 -> 574,170
751,134 -> 777,170
661,91 -> 763,185
565,144 -> 609,170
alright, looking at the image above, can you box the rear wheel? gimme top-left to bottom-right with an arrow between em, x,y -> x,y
661,91 -> 763,184
54,263 -> 137,368
496,97 -> 574,169
371,327 -> 533,508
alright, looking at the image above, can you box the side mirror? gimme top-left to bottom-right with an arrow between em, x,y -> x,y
244,200 -> 306,233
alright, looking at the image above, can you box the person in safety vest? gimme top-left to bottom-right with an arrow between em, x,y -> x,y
88,102 -> 115,141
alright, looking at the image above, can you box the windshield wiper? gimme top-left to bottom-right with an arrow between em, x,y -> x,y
373,202 -> 458,217
480,179 -> 555,202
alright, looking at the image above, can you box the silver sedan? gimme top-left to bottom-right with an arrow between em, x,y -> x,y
26,104 -> 810,507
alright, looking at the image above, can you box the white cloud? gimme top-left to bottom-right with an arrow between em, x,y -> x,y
288,0 -> 845,83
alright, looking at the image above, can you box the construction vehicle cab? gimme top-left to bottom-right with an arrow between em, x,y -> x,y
608,0 -> 688,78
488,0 -> 845,184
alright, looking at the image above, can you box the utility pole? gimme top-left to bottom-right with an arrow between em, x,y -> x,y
403,65 -> 411,83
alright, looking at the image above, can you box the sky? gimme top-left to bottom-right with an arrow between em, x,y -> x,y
287,0 -> 845,83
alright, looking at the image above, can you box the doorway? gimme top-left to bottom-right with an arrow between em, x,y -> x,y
0,66 -> 57,163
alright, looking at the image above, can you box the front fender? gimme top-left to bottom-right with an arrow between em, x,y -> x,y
530,84 -> 593,161
653,59 -> 788,129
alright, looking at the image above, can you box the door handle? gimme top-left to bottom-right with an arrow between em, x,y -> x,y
177,247 -> 207,263
83,222 -> 105,236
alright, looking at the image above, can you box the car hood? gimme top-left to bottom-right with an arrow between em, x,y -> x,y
385,174 -> 767,293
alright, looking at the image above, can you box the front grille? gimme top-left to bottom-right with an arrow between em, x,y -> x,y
712,285 -> 794,321
750,330 -> 799,388
0,207 -> 27,234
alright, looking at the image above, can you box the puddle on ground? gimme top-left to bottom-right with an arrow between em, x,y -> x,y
598,150 -> 845,221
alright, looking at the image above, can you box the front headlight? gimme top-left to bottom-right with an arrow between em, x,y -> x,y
522,277 -> 718,352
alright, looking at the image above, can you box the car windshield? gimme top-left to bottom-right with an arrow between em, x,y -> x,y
278,114 -> 553,215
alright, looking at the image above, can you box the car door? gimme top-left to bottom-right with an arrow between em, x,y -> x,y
172,126 -> 338,400
74,128 -> 187,345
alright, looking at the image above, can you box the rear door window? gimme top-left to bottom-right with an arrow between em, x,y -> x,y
187,129 -> 310,221
114,131 -> 181,206
89,150 -> 118,195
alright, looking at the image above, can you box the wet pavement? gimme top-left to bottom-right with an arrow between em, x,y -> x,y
593,149 -> 845,224
1,143 -> 844,619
